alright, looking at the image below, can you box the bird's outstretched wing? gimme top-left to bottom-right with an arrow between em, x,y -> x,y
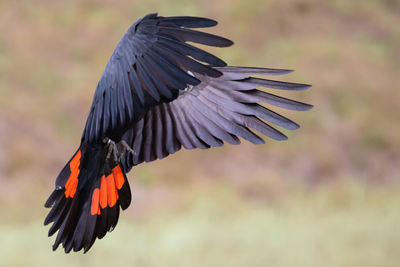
121,66 -> 312,172
82,13 -> 233,143
44,12 -> 313,253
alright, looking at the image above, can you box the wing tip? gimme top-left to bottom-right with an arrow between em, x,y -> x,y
281,69 -> 294,74
288,123 -> 300,130
276,135 -> 289,141
222,39 -> 234,47
300,103 -> 314,111
297,84 -> 312,91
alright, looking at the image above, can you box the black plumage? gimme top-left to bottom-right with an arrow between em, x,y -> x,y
44,13 -> 312,253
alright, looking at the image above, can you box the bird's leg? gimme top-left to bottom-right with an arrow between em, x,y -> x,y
103,137 -> 135,162
104,137 -> 119,162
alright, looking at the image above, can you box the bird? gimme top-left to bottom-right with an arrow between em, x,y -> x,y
44,13 -> 312,253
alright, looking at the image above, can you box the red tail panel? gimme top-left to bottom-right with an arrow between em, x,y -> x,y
89,165 -> 127,216
64,150 -> 81,198
44,146 -> 131,253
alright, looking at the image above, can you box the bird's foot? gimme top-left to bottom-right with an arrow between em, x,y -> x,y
103,138 -> 135,162
118,140 -> 135,160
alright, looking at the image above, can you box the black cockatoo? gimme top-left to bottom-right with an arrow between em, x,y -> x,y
44,13 -> 312,253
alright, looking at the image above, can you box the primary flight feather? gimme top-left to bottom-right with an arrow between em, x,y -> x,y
44,13 -> 312,253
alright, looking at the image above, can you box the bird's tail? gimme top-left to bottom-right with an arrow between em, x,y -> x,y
44,143 -> 131,253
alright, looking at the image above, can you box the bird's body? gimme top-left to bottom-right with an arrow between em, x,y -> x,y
44,13 -> 312,253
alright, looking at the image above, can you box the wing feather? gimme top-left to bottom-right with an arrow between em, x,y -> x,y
121,66 -> 311,171
82,13 -> 231,143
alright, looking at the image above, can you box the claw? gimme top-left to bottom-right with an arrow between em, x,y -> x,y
103,137 -> 135,163
118,140 -> 135,160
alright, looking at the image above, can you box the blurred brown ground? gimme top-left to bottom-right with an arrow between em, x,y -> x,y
0,0 -> 399,266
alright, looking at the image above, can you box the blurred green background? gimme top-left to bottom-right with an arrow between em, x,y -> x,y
1,0 -> 400,266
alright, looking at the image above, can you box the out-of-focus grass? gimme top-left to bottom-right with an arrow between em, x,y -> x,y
1,182 -> 400,267
1,0 -> 400,266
